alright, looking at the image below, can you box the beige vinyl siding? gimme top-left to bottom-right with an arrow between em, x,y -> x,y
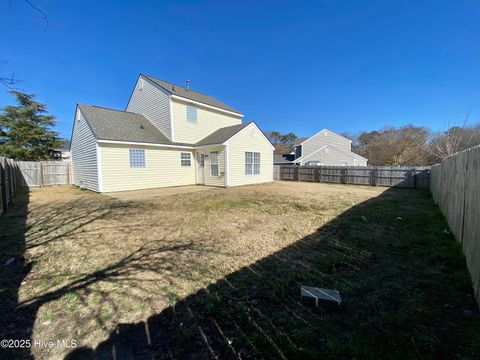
126,76 -> 172,140
300,145 -> 366,166
171,98 -> 242,144
301,129 -> 352,156
227,124 -> 273,187
199,146 -> 225,187
71,108 -> 99,192
100,143 -> 195,192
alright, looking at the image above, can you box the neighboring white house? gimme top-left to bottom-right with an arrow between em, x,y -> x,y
292,129 -> 368,166
71,74 -> 274,193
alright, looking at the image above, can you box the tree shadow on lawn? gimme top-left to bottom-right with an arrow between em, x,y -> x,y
63,187 -> 480,360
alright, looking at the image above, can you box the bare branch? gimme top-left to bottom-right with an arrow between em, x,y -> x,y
24,0 -> 48,29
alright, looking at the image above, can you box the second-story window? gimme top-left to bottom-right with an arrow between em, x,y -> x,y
187,105 -> 197,123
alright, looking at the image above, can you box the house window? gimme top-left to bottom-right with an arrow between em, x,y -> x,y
187,105 -> 197,123
129,149 -> 145,168
340,161 -> 348,166
210,151 -> 219,176
245,152 -> 260,175
181,152 -> 191,167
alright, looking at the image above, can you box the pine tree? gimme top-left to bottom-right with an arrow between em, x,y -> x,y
0,91 -> 63,160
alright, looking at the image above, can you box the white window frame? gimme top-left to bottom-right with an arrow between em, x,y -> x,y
181,152 -> 191,167
245,151 -> 260,175
340,161 -> 348,166
210,151 -> 219,176
187,105 -> 197,123
129,148 -> 145,168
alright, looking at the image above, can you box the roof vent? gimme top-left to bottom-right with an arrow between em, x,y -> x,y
140,124 -> 145,129
186,80 -> 190,91
172,85 -> 175,91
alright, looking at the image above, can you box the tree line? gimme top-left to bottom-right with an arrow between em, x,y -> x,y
267,122 -> 480,166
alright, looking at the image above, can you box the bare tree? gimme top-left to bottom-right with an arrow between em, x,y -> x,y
427,113 -> 480,162
1,0 -> 49,88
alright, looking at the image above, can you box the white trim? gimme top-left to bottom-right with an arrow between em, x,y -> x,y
224,144 -> 230,187
244,150 -> 261,176
96,143 -> 103,192
209,150 -> 219,177
97,139 -> 194,149
171,94 -> 244,118
223,122 -> 275,150
168,97 -> 175,142
295,145 -> 328,164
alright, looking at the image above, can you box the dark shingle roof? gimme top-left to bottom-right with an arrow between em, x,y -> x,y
274,153 -> 295,164
143,74 -> 243,115
78,105 -> 176,145
294,137 -> 308,146
195,122 -> 251,146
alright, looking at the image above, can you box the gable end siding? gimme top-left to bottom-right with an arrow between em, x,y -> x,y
126,76 -> 172,140
226,124 -> 273,187
71,109 -> 99,192
171,98 -> 242,144
302,130 -> 351,156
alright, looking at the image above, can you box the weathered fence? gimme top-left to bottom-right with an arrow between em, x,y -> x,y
274,165 -> 430,188
17,161 -> 72,187
0,157 -> 23,214
430,145 -> 480,306
0,156 -> 72,214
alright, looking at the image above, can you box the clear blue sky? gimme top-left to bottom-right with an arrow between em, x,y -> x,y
1,0 -> 479,139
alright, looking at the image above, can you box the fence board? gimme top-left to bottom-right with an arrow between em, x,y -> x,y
274,165 -> 430,188
0,157 -> 72,215
430,145 -> 480,307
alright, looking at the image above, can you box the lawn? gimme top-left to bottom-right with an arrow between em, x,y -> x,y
0,182 -> 479,359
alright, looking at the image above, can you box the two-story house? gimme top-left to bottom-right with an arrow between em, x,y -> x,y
292,129 -> 368,166
70,74 -> 274,193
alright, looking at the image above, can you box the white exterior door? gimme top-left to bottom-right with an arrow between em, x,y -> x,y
197,153 -> 205,184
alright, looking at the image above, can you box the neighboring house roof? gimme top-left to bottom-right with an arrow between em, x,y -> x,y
274,153 -> 295,164
195,122 -> 251,146
143,74 -> 243,115
78,104 -> 178,145
294,137 -> 308,146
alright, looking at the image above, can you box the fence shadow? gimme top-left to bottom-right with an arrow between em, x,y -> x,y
63,187 -> 479,359
0,190 -> 32,359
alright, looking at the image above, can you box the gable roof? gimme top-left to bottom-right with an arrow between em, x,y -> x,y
78,105 -> 178,145
195,122 -> 251,146
299,129 -> 352,146
142,74 -> 243,115
294,144 -> 367,163
294,137 -> 308,146
274,153 -> 295,164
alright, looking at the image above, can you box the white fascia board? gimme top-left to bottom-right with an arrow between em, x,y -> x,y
223,122 -> 275,150
96,143 -> 103,192
195,143 -> 224,149
97,139 -> 194,150
170,94 -> 244,118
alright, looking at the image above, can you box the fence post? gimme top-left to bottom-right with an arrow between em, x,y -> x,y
413,168 -> 417,188
39,162 -> 44,187
345,167 -> 348,185
0,158 -> 6,214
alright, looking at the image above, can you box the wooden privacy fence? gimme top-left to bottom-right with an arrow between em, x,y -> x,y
430,145 -> 480,306
274,165 -> 430,188
0,156 -> 72,214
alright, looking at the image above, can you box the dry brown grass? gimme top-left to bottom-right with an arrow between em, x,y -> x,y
10,182 -> 384,359
1,182 -> 478,359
